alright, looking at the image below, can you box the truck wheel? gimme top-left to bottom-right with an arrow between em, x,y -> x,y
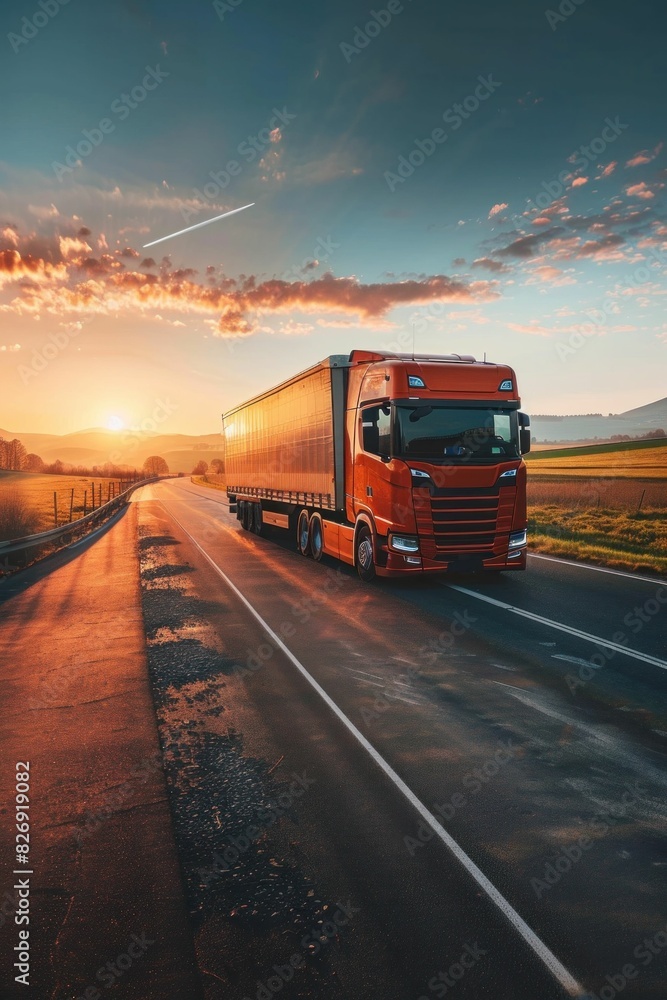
297,509 -> 310,556
252,503 -> 263,535
241,502 -> 251,531
355,524 -> 376,582
309,514 -> 324,561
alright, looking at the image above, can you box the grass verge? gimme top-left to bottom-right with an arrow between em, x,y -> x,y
529,505 -> 667,576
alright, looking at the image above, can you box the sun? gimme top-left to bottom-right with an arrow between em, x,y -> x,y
106,415 -> 125,431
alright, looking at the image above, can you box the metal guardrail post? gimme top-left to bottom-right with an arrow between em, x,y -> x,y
0,477 -> 160,558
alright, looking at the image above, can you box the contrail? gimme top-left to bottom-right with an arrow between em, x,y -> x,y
142,203 -> 255,248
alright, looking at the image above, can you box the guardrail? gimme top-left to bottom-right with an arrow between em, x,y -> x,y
0,477 -> 159,560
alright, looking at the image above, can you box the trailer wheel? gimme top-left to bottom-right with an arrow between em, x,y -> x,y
297,509 -> 310,556
241,501 -> 251,531
309,514 -> 324,561
252,502 -> 263,536
355,524 -> 376,582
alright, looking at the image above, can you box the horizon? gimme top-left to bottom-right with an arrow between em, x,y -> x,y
1,1 -> 666,435
2,388 -> 667,441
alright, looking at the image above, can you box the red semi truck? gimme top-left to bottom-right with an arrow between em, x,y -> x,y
222,350 -> 530,579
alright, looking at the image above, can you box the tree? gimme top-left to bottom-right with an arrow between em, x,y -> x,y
23,453 -> 45,472
143,456 -> 169,477
210,458 -> 224,473
1,438 -> 28,470
192,460 -> 208,475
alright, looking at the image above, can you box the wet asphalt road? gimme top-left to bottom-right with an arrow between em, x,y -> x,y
132,478 -> 667,1000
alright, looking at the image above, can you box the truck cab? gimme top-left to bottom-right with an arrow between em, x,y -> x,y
345,351 -> 530,578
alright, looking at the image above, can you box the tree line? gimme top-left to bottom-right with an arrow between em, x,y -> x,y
0,436 -> 174,479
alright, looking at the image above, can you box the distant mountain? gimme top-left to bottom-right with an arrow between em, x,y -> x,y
618,397 -> 667,423
0,427 -> 223,474
530,398 -> 666,443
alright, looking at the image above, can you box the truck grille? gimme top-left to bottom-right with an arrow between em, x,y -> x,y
413,485 -> 515,555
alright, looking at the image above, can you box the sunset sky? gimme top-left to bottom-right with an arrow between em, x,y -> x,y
1,0 -> 665,435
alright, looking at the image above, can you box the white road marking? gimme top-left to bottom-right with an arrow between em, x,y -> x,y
552,654 -> 595,668
446,585 -> 667,671
491,682 -> 667,790
385,692 -> 424,706
529,552 -> 666,586
161,500 -> 585,999
346,668 -> 386,681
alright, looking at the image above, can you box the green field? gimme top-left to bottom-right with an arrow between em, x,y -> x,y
526,437 -> 667,477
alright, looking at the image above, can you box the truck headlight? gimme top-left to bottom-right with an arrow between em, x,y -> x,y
509,529 -> 527,548
389,534 -> 420,553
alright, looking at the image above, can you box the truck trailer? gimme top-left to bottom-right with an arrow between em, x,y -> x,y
222,349 -> 530,579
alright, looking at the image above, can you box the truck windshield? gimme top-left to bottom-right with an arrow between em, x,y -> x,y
393,403 -> 520,463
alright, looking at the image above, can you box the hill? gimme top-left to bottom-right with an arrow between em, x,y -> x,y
0,427 -> 223,475
530,397 -> 666,443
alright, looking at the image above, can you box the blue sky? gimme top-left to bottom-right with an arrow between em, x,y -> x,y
1,0 -> 666,433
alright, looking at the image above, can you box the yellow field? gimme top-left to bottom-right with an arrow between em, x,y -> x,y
0,471 -> 134,532
527,445 -> 667,477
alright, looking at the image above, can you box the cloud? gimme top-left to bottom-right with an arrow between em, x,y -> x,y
625,142 -> 663,168
525,265 -> 576,286
596,161 -> 617,179
575,234 -> 626,261
470,257 -> 511,273
495,227 -> 564,259
0,224 -> 499,336
570,176 -> 588,188
488,203 -> 508,219
278,320 -> 314,336
625,181 -> 658,201
505,321 -> 551,337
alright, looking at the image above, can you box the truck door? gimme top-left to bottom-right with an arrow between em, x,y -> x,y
354,404 -> 395,533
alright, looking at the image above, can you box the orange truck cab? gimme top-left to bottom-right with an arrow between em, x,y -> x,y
224,349 -> 530,580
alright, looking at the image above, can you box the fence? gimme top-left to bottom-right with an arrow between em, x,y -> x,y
527,477 -> 666,511
0,477 -> 158,568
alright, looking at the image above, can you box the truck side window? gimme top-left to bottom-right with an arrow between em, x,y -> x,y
362,405 -> 391,457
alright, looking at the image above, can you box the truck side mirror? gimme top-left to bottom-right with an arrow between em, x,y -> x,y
519,412 -> 531,455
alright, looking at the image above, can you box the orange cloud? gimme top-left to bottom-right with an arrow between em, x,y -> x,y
505,321 -> 551,337
0,226 -> 499,336
625,181 -> 657,200
597,161 -> 617,179
625,142 -> 663,168
571,176 -> 588,188
488,202 -> 508,219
